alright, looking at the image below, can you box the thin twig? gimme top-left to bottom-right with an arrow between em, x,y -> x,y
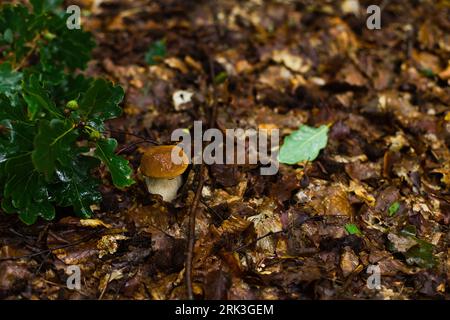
185,166 -> 206,299
185,55 -> 219,299
13,34 -> 41,71
115,139 -> 159,155
0,230 -> 101,262
103,129 -> 161,145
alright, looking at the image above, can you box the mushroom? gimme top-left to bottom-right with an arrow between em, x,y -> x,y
139,145 -> 189,202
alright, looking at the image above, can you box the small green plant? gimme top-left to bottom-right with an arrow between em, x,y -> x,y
399,226 -> 435,269
145,39 -> 166,65
344,223 -> 362,235
388,201 -> 400,216
0,2 -> 134,224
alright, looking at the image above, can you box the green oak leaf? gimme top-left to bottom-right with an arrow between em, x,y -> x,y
30,0 -> 64,14
41,23 -> 95,71
22,74 -> 63,120
0,94 -> 27,121
278,125 -> 329,164
0,120 -> 34,182
1,197 -> 17,214
79,79 -> 124,130
0,63 -> 22,105
0,5 -> 33,59
4,155 -> 36,208
0,3 -> 130,224
3,28 -> 13,43
94,138 -> 135,188
32,119 -> 77,180
2,154 -> 54,224
53,156 -> 102,218
18,200 -> 55,225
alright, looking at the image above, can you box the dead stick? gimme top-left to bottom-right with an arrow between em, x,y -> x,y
185,55 -> 219,299
0,230 -> 101,262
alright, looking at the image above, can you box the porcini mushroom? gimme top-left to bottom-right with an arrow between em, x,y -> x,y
139,145 -> 189,202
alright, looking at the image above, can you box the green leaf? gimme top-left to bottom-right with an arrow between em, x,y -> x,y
145,40 -> 166,65
1,197 -> 17,214
388,201 -> 400,216
17,207 -> 39,225
0,5 -> 33,59
30,0 -> 63,14
32,119 -> 77,180
278,125 -> 329,164
395,226 -> 436,269
43,26 -> 95,71
22,74 -> 63,120
4,155 -> 37,208
79,79 -> 124,129
419,68 -> 435,78
214,71 -> 228,84
0,3 -> 129,224
405,240 -> 435,269
2,154 -> 53,224
0,120 -> 34,180
53,156 -> 102,218
18,200 -> 55,225
3,28 -> 13,43
0,96 -> 27,121
345,223 -> 362,235
400,225 -> 417,237
94,138 -> 135,188
0,63 -> 22,104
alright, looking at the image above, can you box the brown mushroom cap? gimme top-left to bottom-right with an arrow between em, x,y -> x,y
140,145 -> 189,179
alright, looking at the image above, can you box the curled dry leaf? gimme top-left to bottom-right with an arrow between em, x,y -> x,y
80,219 -> 112,229
97,235 -> 129,259
347,180 -> 376,207
247,199 -> 282,254
340,247 -> 360,277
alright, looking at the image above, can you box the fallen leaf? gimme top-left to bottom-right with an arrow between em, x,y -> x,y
80,219 -> 112,228
97,235 -> 129,258
98,268 -> 125,293
388,233 -> 417,253
347,180 -> 376,206
344,223 -> 362,235
278,125 -> 329,164
340,247 -> 359,277
272,49 -> 310,73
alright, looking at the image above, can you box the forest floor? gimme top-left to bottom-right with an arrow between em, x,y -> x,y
1,0 -> 450,300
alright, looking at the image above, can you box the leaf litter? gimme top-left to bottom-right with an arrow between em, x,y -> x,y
0,0 -> 449,300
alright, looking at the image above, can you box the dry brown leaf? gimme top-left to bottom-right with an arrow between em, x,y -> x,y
348,180 -> 376,206
438,61 -> 450,80
340,247 -> 359,277
164,57 -> 189,74
97,235 -> 129,259
98,268 -> 125,293
272,49 -> 310,73
80,219 -> 112,229
387,233 -> 417,253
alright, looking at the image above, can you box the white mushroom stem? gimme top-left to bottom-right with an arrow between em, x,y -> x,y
144,175 -> 183,202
